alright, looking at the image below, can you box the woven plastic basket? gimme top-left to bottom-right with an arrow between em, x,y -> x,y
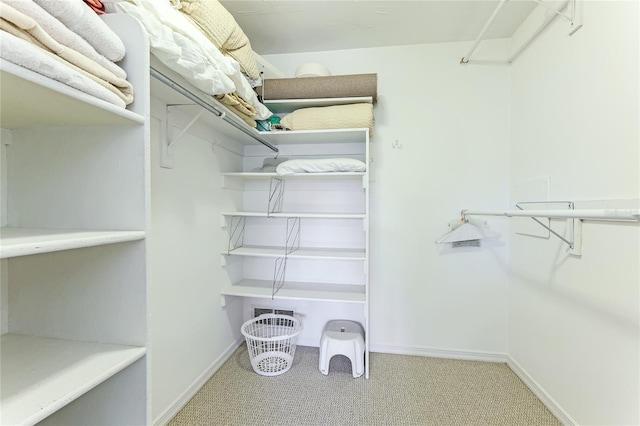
241,314 -> 303,376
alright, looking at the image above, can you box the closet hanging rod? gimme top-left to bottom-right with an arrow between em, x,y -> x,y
460,0 -> 509,64
462,209 -> 640,222
150,66 -> 278,153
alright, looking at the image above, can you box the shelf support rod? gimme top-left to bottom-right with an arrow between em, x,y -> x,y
168,107 -> 204,149
515,202 -> 575,249
460,0 -> 509,64
507,0 -> 571,63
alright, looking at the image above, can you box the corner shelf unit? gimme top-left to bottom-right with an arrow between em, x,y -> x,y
219,119 -> 370,377
0,14 -> 149,426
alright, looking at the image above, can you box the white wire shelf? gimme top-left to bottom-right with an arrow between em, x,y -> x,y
259,128 -> 369,145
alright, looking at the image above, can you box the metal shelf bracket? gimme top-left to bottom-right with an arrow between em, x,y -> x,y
160,104 -> 205,169
515,201 -> 582,255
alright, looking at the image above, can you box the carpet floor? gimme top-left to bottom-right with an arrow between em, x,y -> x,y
168,345 -> 560,425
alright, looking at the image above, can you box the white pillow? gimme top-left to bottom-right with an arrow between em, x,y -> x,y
276,158 -> 366,175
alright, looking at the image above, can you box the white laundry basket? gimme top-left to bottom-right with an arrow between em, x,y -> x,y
241,314 -> 303,376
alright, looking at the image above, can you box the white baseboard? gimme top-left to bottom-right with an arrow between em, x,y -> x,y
153,336 -> 245,426
370,343 -> 508,363
507,356 -> 576,426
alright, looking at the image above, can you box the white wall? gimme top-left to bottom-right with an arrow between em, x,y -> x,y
148,100 -> 245,423
264,39 -> 512,358
509,1 -> 639,425
1,132 -> 7,335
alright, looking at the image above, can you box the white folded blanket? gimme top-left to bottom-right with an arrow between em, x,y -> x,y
33,0 -> 126,62
276,158 -> 366,176
0,2 -> 133,105
115,0 -> 272,120
114,0 -> 236,96
4,0 -> 126,80
0,31 -> 126,108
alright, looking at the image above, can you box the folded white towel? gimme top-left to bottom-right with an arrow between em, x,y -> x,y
0,30 -> 125,108
0,1 -> 133,104
4,0 -> 126,79
33,0 -> 126,62
5,0 -> 126,79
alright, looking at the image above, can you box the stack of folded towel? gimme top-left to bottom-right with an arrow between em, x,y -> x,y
0,0 -> 132,108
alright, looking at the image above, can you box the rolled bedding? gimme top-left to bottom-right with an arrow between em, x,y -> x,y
260,74 -> 377,103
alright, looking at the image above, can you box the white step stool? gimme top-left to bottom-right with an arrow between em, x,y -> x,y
319,320 -> 365,378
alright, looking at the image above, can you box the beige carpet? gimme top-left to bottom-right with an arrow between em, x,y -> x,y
169,345 -> 560,426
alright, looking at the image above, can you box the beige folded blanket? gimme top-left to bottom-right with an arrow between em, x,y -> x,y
281,103 -> 374,138
215,93 -> 258,128
178,0 -> 260,80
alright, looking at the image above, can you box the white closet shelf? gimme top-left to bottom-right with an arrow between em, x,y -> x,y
0,60 -> 145,128
222,279 -> 365,303
260,128 -> 369,145
225,246 -> 366,260
0,333 -> 146,426
263,96 -> 373,114
0,227 -> 146,259
221,172 -> 366,180
221,211 -> 365,219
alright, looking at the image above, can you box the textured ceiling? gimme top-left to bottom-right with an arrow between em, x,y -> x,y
221,0 -> 538,55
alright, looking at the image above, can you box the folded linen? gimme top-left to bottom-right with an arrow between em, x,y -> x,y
33,0 -> 126,61
0,2 -> 133,104
276,158 -> 366,176
0,30 -> 126,107
115,0 -> 235,96
280,103 -> 374,137
4,0 -> 126,79
115,0 -> 272,120
215,93 -> 257,127
179,0 -> 260,80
